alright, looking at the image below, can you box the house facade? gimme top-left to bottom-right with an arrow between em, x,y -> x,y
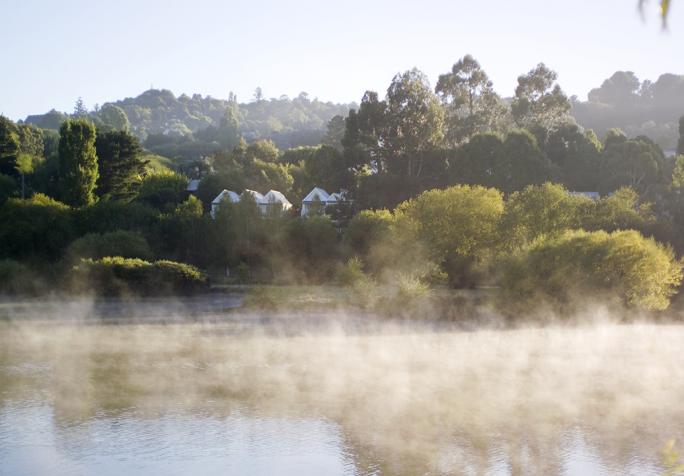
211,188 -> 292,218
300,187 -> 349,217
210,189 -> 240,218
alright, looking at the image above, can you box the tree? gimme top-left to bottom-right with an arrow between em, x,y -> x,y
253,87 -> 264,102
285,217 -> 339,282
599,134 -> 664,194
678,116 -> 684,156
395,185 -> 504,286
0,174 -> 19,204
136,171 -> 189,211
587,71 -> 641,106
343,209 -> 395,275
504,130 -> 551,192
581,187 -> 655,233
245,139 -> 279,163
322,115 -> 346,150
95,130 -> 147,200
303,145 -> 351,192
66,230 -> 153,261
511,63 -> 571,127
449,132 -> 508,189
436,55 -> 508,145
97,104 -> 130,131
73,97 -> 88,117
383,69 -> 445,179
58,119 -> 99,206
500,183 -> 590,249
16,124 -> 45,198
342,92 -> 387,173
673,154 -> 684,188
0,194 -> 74,261
0,116 -> 20,176
501,229 -> 682,312
540,123 -> 602,191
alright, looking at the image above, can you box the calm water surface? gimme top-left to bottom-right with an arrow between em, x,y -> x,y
0,306 -> 682,475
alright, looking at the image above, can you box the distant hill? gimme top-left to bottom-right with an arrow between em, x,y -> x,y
24,89 -> 355,150
571,72 -> 684,152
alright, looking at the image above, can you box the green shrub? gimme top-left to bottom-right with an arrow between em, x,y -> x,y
66,231 -> 153,261
285,216 -> 339,282
336,257 -> 367,287
500,182 -> 590,249
0,259 -> 45,295
343,209 -> 395,275
71,257 -> 207,296
395,185 -> 504,287
500,229 -> 683,313
0,174 -> 19,205
136,171 -> 189,211
0,194 -> 74,261
74,200 -> 158,235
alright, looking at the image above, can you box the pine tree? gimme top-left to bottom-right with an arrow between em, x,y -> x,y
95,130 -> 147,200
73,97 -> 88,117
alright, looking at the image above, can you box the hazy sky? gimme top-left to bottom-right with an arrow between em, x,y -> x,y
2,0 -> 683,120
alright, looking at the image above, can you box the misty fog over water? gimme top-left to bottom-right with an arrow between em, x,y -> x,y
1,301 -> 683,475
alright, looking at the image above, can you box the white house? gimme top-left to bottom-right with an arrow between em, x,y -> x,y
211,188 -> 293,219
300,187 -> 349,217
263,190 -> 293,213
211,189 -> 240,218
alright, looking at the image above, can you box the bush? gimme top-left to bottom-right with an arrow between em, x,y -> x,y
0,259 -> 45,295
0,194 -> 74,261
336,257 -> 367,287
66,231 -> 153,261
74,200 -> 158,235
71,257 -> 207,296
285,216 -> 338,282
343,209 -> 394,274
500,183 -> 590,249
0,174 -> 19,205
136,171 -> 189,211
500,229 -> 683,313
395,185 -> 504,287
580,187 -> 655,234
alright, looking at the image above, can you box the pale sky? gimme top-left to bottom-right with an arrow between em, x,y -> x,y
2,0 -> 683,121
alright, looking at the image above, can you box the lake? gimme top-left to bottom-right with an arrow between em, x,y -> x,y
1,301 -> 682,475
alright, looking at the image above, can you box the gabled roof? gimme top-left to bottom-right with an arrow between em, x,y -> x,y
242,189 -> 268,204
302,187 -> 330,203
264,190 -> 292,209
326,192 -> 343,203
212,189 -> 240,204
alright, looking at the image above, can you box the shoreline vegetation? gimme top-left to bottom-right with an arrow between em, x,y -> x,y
2,59 -> 684,320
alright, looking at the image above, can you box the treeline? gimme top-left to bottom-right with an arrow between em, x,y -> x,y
0,173 -> 679,313
2,55 -> 684,315
572,71 -> 684,149
23,89 -> 354,156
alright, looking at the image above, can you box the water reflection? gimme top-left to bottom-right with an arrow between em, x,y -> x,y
0,317 -> 682,475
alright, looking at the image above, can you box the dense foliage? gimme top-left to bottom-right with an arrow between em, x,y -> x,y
25,89 -> 354,154
3,58 -> 684,312
71,257 -> 207,296
501,229 -> 682,312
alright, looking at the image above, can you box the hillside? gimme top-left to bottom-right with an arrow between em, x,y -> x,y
571,71 -> 684,151
25,89 -> 355,151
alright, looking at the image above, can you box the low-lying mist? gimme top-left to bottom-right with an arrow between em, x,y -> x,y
1,299 -> 683,475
